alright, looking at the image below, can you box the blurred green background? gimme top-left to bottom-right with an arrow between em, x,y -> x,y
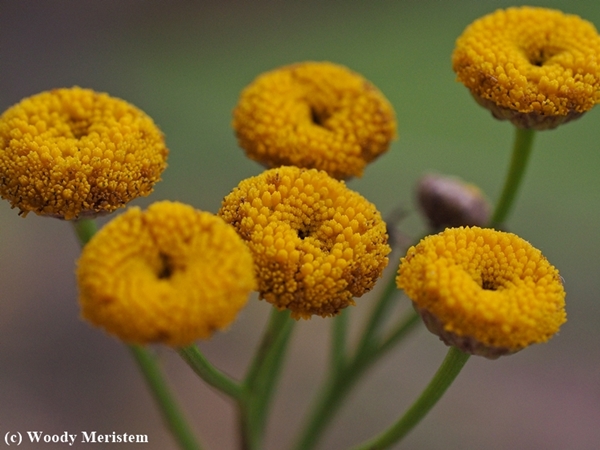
1,1 -> 599,449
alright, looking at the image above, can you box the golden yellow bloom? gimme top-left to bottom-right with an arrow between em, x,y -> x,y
232,62 -> 397,179
77,201 -> 256,346
218,166 -> 390,319
0,87 -> 168,219
397,227 -> 566,358
452,7 -> 600,130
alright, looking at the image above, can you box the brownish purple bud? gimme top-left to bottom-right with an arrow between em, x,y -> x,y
416,174 -> 490,231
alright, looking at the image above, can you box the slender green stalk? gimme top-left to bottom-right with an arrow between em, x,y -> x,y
72,218 -> 98,246
292,307 -> 420,450
243,308 -> 294,392
351,347 -> 470,450
178,346 -> 243,400
370,307 -> 420,362
129,345 -> 202,450
356,270 -> 402,357
239,308 -> 295,450
72,219 -> 201,450
331,309 -> 349,374
291,364 -> 357,450
490,127 -> 536,227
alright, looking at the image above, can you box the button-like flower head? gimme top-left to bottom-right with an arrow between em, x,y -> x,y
0,87 -> 168,219
219,166 -> 391,319
233,62 -> 397,179
77,201 -> 256,346
453,7 -> 600,130
397,227 -> 566,358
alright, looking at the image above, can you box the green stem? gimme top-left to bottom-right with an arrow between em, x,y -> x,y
178,346 -> 243,400
239,308 -> 295,450
371,307 -> 420,362
129,345 -> 202,450
331,309 -> 349,374
72,219 -> 201,450
490,127 -> 536,227
356,269 -> 401,357
351,347 -> 470,450
291,358 -> 360,450
292,307 -> 420,450
72,218 -> 98,246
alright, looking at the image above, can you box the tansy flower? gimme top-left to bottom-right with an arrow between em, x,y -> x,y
77,201 -> 256,347
416,173 -> 490,231
218,166 -> 390,319
0,87 -> 168,219
397,227 -> 566,359
232,62 -> 397,179
452,7 -> 600,130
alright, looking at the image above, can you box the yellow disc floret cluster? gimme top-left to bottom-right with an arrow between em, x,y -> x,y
397,227 -> 566,358
0,87 -> 168,219
77,201 -> 256,346
452,7 -> 600,130
218,166 -> 391,319
232,62 -> 397,179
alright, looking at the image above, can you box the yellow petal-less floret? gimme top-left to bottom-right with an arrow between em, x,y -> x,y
218,166 -> 391,319
77,201 -> 256,347
397,227 -> 566,358
233,62 -> 397,179
452,7 -> 600,130
0,87 -> 168,219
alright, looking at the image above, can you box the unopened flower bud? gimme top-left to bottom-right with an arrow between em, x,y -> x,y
416,174 -> 490,231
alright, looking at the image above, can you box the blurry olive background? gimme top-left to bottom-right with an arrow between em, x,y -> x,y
1,1 -> 599,449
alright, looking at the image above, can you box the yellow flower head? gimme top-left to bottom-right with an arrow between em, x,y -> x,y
0,87 -> 168,219
232,62 -> 397,179
397,227 -> 566,359
77,201 -> 256,346
452,7 -> 600,130
218,166 -> 391,319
